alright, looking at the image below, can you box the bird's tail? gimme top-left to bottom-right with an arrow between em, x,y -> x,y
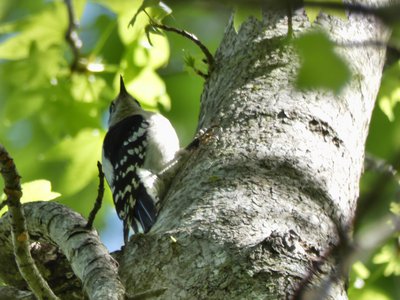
131,183 -> 157,233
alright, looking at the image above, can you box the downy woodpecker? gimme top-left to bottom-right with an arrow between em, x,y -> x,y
102,76 -> 180,244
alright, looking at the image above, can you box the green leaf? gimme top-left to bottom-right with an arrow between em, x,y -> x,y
21,179 -> 61,202
120,69 -> 170,109
148,2 -> 172,22
94,0 -> 139,15
128,0 -> 171,28
294,30 -> 351,93
4,91 -> 44,123
0,1 -> 67,60
118,10 -> 169,67
30,75 -> 104,140
305,0 -> 347,23
0,179 -> 60,214
118,27 -> 170,110
373,243 -> 400,276
118,6 -> 146,45
144,24 -> 165,46
350,289 -> 391,300
352,261 -> 370,279
377,60 -> 400,121
70,74 -> 107,103
138,33 -> 169,69
72,0 -> 87,19
184,53 -> 196,68
44,129 -> 104,196
390,202 -> 400,216
0,41 -> 63,89
234,5 -> 262,32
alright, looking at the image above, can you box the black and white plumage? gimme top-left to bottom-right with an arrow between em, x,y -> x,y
102,76 -> 179,244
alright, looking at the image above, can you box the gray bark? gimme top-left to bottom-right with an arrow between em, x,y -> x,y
119,1 -> 389,300
0,202 -> 125,300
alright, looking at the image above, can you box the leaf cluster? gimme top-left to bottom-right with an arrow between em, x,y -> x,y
0,0 -> 171,226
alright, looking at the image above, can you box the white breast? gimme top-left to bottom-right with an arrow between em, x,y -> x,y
143,113 -> 180,173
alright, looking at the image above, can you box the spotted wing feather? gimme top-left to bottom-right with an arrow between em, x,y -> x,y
102,115 -> 157,233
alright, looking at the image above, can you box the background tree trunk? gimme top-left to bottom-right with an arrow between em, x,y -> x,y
119,2 -> 389,299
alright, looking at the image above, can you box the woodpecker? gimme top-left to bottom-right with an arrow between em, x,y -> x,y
102,76 -> 180,244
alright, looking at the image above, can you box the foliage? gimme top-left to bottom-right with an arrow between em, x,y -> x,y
0,0 -> 399,298
377,61 -> 400,121
0,0 -> 203,230
294,30 -> 351,93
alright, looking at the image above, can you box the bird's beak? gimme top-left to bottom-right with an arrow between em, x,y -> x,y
119,75 -> 128,96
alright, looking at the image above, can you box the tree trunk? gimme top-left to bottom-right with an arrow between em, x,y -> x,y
119,2 -> 389,299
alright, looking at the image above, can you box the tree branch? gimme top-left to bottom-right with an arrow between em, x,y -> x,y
0,144 -> 59,299
151,22 -> 214,67
0,201 -> 126,300
147,19 -> 214,78
64,0 -> 83,71
86,161 -> 105,229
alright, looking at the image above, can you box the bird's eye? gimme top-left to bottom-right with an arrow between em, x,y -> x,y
109,101 -> 115,113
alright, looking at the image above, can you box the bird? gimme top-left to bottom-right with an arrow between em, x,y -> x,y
102,76 -> 180,244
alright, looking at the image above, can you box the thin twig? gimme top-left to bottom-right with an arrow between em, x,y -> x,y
191,67 -> 209,79
153,22 -> 214,66
65,0 -> 83,71
148,20 -> 214,76
0,144 -> 59,300
86,161 -> 105,229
